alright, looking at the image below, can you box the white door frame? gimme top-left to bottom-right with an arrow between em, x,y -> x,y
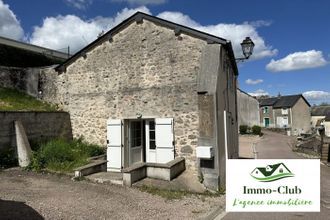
128,120 -> 143,165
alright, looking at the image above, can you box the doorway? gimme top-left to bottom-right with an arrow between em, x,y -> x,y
107,118 -> 174,171
264,117 -> 270,127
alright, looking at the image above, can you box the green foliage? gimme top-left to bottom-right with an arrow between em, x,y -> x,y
28,138 -> 104,172
0,87 -> 57,111
239,125 -> 248,134
0,147 -> 18,168
252,125 -> 262,136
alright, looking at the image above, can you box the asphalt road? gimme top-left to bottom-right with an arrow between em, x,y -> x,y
222,130 -> 330,220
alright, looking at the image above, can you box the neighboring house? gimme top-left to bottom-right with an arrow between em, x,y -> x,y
40,12 -> 239,190
259,95 -> 311,135
311,105 -> 330,127
237,88 -> 260,127
324,114 -> 330,137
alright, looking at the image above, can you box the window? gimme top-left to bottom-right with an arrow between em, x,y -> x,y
263,106 -> 269,114
149,121 -> 156,150
282,108 -> 288,115
279,168 -> 283,173
130,121 -> 142,148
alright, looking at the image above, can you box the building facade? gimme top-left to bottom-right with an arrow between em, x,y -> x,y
237,88 -> 260,127
259,95 -> 311,135
40,12 -> 239,190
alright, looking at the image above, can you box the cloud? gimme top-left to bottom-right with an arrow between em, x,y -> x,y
29,7 -> 275,59
303,91 -> 330,100
64,0 -> 93,10
266,50 -> 328,72
248,89 -> 269,97
245,78 -> 263,85
157,11 -> 277,60
29,6 -> 150,52
0,0 -> 24,40
112,0 -> 166,5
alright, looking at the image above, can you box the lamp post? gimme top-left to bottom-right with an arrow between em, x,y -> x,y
236,37 -> 255,62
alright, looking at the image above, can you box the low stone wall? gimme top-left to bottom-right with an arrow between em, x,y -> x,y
0,111 -> 72,150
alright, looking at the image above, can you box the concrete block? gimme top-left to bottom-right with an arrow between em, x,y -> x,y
203,173 -> 220,191
15,120 -> 32,167
147,167 -> 170,181
74,160 -> 107,177
123,163 -> 147,186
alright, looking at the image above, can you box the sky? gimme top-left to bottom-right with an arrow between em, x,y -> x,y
1,0 -> 330,105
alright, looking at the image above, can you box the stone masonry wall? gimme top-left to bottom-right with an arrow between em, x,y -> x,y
0,65 -> 40,97
41,20 -> 206,173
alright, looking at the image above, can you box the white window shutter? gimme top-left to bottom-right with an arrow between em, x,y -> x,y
107,119 -> 122,172
155,118 -> 174,163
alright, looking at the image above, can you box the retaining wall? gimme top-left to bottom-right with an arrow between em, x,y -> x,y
0,111 -> 72,150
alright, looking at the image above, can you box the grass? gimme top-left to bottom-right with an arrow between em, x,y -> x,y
0,147 -> 18,169
0,87 -> 57,111
138,185 -> 224,200
28,138 -> 105,173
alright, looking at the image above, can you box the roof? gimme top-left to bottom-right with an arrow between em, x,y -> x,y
0,36 -> 69,66
259,97 -> 278,107
311,106 -> 330,116
325,114 -> 330,122
259,94 -> 310,108
237,88 -> 258,100
55,12 -> 238,75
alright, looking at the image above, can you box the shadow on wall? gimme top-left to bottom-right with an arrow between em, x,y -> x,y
0,199 -> 44,220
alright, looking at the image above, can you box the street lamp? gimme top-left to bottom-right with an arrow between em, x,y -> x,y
236,37 -> 255,62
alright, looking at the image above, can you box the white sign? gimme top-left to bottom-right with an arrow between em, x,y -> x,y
226,159 -> 320,212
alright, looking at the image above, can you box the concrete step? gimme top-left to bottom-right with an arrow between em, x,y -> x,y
85,172 -> 123,185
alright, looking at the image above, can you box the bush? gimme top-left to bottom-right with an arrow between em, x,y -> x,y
252,125 -> 262,136
0,147 -> 18,168
28,138 -> 104,172
239,125 -> 248,134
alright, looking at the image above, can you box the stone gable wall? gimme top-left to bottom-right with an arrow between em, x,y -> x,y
41,20 -> 207,172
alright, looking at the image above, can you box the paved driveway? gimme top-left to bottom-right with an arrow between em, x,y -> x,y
255,130 -> 301,159
222,130 -> 330,220
0,169 -> 222,220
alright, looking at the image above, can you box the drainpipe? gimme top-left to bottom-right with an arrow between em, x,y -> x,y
224,110 -> 228,160
290,108 -> 293,129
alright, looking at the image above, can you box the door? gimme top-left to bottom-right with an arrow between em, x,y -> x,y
264,118 -> 270,127
146,120 -> 156,163
129,120 -> 143,165
107,119 -> 122,172
282,117 -> 288,127
155,118 -> 174,163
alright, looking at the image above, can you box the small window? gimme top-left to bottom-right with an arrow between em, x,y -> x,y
279,168 -> 283,173
282,108 -> 288,115
263,107 -> 269,114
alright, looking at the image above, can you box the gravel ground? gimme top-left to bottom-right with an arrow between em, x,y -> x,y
0,168 -> 224,220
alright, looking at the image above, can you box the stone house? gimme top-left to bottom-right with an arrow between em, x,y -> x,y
311,106 -> 330,127
40,12 -> 239,190
311,106 -> 330,136
237,88 -> 260,127
324,115 -> 330,137
259,94 -> 311,135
